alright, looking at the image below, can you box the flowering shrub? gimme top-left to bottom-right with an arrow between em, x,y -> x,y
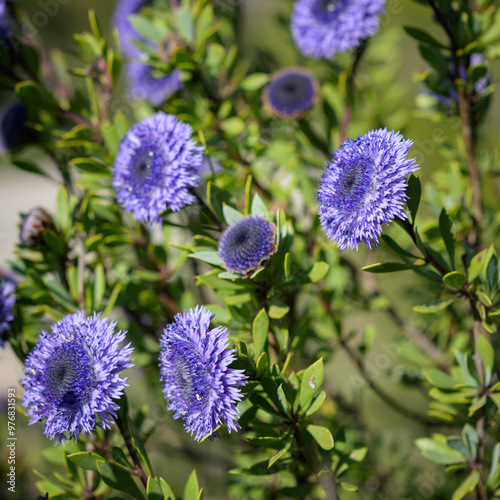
1,0 -> 500,499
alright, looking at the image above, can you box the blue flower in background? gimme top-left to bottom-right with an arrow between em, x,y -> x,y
112,112 -> 204,225
159,306 -> 246,442
0,101 -> 28,154
112,0 -> 150,58
22,312 -> 134,443
291,0 -> 385,59
263,67 -> 319,119
127,62 -> 184,105
0,0 -> 13,43
0,279 -> 15,346
318,128 -> 419,250
219,216 -> 277,275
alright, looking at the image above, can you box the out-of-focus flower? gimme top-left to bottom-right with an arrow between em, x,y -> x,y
0,101 -> 28,154
0,279 -> 15,346
219,216 -> 277,275
112,0 -> 150,58
159,306 -> 246,442
20,207 -> 53,247
318,128 -> 419,250
126,62 -> 184,105
112,111 -> 204,225
263,67 -> 319,119
22,312 -> 134,443
291,0 -> 385,59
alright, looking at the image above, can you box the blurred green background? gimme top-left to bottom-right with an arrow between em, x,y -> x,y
1,1 -> 499,499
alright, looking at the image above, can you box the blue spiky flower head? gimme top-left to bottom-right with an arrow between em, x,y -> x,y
112,0 -> 151,58
318,128 -> 419,250
21,312 -> 134,443
263,67 -> 319,119
127,62 -> 184,106
291,0 -> 385,59
159,306 -> 246,442
0,0 -> 14,44
0,278 -> 15,346
219,216 -> 277,276
112,112 -> 204,225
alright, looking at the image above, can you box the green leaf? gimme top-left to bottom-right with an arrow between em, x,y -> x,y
251,194 -> 269,218
403,27 -> 447,48
268,304 -> 289,319
487,443 -> 500,487
415,437 -> 465,464
253,309 -> 269,358
93,264 -> 106,310
268,434 -> 293,467
110,446 -> 132,468
306,425 -> 334,450
451,470 -> 480,500
406,174 -> 421,224
305,391 -> 326,416
241,73 -> 270,91
175,7 -> 195,44
70,157 -> 109,174
339,482 -> 358,492
443,271 -> 466,289
462,424 -> 479,460
381,235 -> 419,259
183,470 -> 199,500
284,253 -> 292,281
423,369 -> 458,389
477,335 -> 494,371
308,262 -> 329,282
189,251 -> 223,266
468,64 -> 488,84
159,478 -> 176,500
147,476 -> 165,500
256,352 -> 269,378
298,358 -> 324,409
413,297 -> 456,314
439,208 -> 456,269
362,261 -> 426,273
97,460 -> 146,500
16,81 -> 57,112
222,204 -> 245,226
468,248 -> 487,282
67,452 -> 101,472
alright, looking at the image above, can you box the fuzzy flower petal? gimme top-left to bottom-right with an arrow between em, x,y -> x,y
159,306 -> 246,442
263,67 -> 319,119
291,0 -> 385,59
21,312 -> 134,443
318,128 -> 419,250
219,216 -> 277,275
112,111 -> 204,225
127,62 -> 184,106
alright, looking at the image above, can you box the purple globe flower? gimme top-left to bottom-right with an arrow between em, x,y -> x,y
0,279 -> 15,346
159,306 -> 246,442
219,216 -> 277,276
127,62 -> 184,106
318,128 -> 419,250
21,312 -> 134,443
112,0 -> 150,58
263,67 -> 319,119
112,112 -> 204,225
291,0 -> 385,59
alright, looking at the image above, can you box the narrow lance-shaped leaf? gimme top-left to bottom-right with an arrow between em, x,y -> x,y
439,208 -> 456,269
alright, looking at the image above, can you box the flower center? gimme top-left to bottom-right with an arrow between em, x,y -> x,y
334,162 -> 374,214
133,150 -> 155,182
171,347 -> 209,407
312,0 -> 347,21
43,342 -> 94,409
